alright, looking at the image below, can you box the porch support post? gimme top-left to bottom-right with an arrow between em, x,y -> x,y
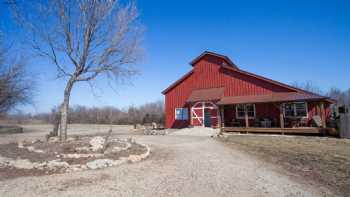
202,102 -> 205,127
217,106 -> 221,129
245,106 -> 249,128
220,105 -> 225,128
316,103 -> 321,117
190,105 -> 193,126
320,102 -> 326,128
279,103 -> 284,128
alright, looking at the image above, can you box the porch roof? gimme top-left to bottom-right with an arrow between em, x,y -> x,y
217,92 -> 329,105
187,87 -> 224,102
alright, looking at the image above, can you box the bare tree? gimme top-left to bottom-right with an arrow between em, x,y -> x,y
0,36 -> 33,115
292,81 -> 350,105
327,87 -> 350,106
11,0 -> 143,140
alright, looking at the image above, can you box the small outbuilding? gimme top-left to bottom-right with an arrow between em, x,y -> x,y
162,51 -> 334,134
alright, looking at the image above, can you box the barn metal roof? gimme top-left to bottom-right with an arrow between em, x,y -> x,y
161,70 -> 194,94
187,87 -> 225,102
189,51 -> 238,68
217,92 -> 329,105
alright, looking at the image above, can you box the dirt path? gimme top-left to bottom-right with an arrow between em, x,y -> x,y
0,125 -> 337,197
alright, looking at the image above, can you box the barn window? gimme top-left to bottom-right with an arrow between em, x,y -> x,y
236,104 -> 256,119
175,108 -> 188,120
283,102 -> 308,118
284,103 -> 295,117
236,105 -> 245,118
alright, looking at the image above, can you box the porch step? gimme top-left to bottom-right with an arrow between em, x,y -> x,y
222,127 -> 321,134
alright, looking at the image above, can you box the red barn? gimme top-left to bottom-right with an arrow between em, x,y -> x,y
162,51 -> 334,133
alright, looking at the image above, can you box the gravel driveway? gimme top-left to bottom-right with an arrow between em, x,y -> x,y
0,125 -> 336,197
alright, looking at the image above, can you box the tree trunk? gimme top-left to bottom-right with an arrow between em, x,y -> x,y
59,78 -> 75,141
52,110 -> 61,136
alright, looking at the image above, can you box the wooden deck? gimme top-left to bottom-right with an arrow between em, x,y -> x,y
222,127 -> 322,134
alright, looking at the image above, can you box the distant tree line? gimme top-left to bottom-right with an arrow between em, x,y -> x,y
326,88 -> 350,106
291,81 -> 350,106
6,101 -> 165,125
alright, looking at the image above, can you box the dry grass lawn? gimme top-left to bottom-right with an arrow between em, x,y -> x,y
221,134 -> 350,197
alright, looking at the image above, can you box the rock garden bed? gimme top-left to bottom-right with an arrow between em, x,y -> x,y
0,136 -> 150,180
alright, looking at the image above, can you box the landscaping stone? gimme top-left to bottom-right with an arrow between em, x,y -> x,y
26,146 -> 35,152
86,159 -> 115,170
26,146 -> 45,153
31,139 -> 42,144
75,146 -> 90,153
12,159 -> 37,169
33,149 -> 45,153
66,137 -> 76,142
0,156 -> 10,167
143,129 -> 168,135
62,153 -> 103,159
89,136 -> 105,152
46,160 -> 69,170
128,154 -> 142,163
67,164 -> 88,172
48,137 -> 60,143
17,141 -> 24,149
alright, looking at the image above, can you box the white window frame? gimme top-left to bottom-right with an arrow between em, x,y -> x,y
283,102 -> 308,118
235,104 -> 256,119
175,108 -> 188,120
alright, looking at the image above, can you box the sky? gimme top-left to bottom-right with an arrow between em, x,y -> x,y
0,0 -> 349,114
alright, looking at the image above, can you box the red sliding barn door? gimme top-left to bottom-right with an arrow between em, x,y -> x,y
190,101 -> 218,127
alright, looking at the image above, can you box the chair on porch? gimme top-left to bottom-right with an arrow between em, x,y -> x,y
260,118 -> 272,128
253,119 -> 261,127
271,118 -> 278,127
283,118 -> 292,128
298,117 -> 308,127
232,119 -> 241,127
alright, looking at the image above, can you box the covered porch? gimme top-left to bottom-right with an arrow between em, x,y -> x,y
222,127 -> 322,134
217,93 -> 331,134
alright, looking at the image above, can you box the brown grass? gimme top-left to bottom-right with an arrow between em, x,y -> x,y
221,135 -> 350,197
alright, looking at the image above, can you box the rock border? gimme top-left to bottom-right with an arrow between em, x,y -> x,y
0,138 -> 151,173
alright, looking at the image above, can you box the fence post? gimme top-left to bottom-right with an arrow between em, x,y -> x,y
340,113 -> 350,138
339,105 -> 350,138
